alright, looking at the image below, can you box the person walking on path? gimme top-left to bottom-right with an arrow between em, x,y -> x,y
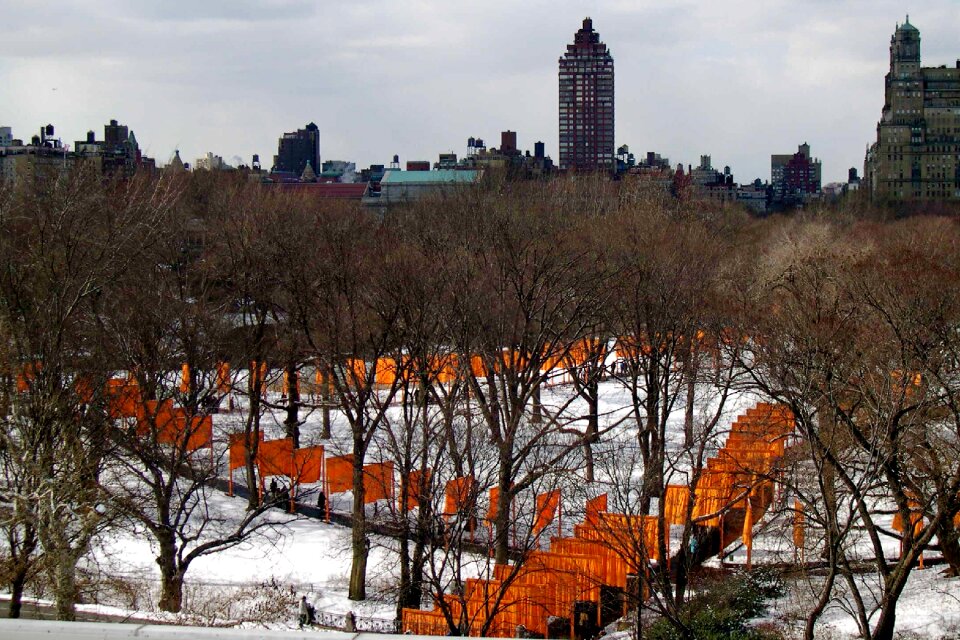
345,610 -> 357,632
298,595 -> 310,629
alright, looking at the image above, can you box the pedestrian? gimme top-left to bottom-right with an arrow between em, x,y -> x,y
298,595 -> 309,629
345,610 -> 357,632
317,490 -> 326,515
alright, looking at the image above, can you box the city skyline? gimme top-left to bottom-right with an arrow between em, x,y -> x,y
2,1 -> 959,183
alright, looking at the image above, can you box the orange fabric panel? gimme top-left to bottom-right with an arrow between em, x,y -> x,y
138,405 -> 211,451
228,431 -> 264,471
663,485 -> 689,525
742,496 -> 753,548
16,362 -> 40,393
257,438 -> 294,478
487,487 -> 501,522
180,363 -> 191,393
283,370 -> 300,396
74,374 -> 95,403
431,355 -> 457,384
892,500 -> 923,535
294,445 -> 324,484
793,500 -> 805,548
326,454 -> 355,494
401,608 -> 448,635
585,493 -> 607,526
249,361 -> 267,394
136,398 -> 176,425
346,359 -> 367,387
216,362 -> 231,393
151,406 -> 186,442
180,415 -> 213,451
469,355 -> 487,377
106,378 -> 141,419
373,358 -> 399,386
363,461 -> 395,503
534,489 -> 561,533
443,476 -> 475,518
400,469 -> 431,512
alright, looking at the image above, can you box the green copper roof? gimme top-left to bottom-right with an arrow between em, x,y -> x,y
900,15 -> 918,32
381,169 -> 480,184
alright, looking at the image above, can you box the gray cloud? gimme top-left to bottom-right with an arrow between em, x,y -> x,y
1,0 -> 957,182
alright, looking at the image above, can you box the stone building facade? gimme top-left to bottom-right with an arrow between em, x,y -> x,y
865,17 -> 960,200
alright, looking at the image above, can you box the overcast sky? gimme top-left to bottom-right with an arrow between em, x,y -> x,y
2,1 -> 958,183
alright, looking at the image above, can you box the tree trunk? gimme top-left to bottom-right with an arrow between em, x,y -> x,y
584,380 -> 599,482
284,364 -> 300,448
9,569 -> 27,619
157,535 -> 184,613
530,383 -> 542,424
349,452 -> 368,600
397,529 -> 411,619
245,375 -> 263,510
494,455 -> 513,565
159,572 -> 184,615
639,359 -> 662,515
53,552 -> 78,621
935,516 -> 960,576
872,598 -> 898,640
321,380 -> 332,440
409,530 -> 426,609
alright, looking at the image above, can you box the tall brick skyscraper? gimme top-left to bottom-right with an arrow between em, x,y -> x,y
558,17 -> 614,171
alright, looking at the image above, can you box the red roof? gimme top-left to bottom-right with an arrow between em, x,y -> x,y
273,182 -> 368,199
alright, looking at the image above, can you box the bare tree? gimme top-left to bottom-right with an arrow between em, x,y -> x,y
0,167 -> 173,619
100,178 -> 282,613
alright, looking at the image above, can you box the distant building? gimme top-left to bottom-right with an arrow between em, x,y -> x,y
195,152 -> 232,171
166,150 -> 186,173
365,169 -> 482,207
273,182 -> 368,200
864,17 -> 960,200
771,143 -> 821,206
73,120 -> 156,177
559,18 -> 614,171
500,130 -> 518,156
437,132 -> 554,177
690,155 -> 724,186
0,127 -> 12,147
73,119 -> 153,177
0,124 -> 73,184
272,122 -> 320,178
847,167 -> 861,192
318,161 -> 358,183
736,181 -> 769,215
436,153 -> 458,170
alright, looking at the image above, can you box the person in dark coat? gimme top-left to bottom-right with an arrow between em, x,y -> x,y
317,490 -> 326,515
298,595 -> 309,629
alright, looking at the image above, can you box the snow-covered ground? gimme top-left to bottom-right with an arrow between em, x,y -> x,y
6,371 -> 954,637
92,490 -> 398,622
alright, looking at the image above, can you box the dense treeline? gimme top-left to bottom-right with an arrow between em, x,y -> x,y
0,167 -> 958,640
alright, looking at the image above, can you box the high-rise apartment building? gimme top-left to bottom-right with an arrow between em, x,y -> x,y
558,18 -> 614,171
864,17 -> 960,200
771,143 -> 821,205
272,122 -> 320,177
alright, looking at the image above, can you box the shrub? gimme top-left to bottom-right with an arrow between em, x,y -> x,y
644,568 -> 785,640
